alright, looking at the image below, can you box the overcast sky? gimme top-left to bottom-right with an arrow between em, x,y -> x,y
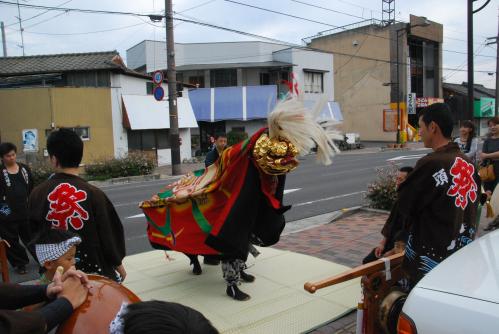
1,0 -> 498,87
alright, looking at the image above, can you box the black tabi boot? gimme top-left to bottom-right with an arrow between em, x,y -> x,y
240,270 -> 255,283
191,257 -> 202,275
226,284 -> 250,301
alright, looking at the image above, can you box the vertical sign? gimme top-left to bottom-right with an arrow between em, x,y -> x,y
407,93 -> 416,115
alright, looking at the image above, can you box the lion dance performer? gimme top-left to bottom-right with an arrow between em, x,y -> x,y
140,94 -> 339,301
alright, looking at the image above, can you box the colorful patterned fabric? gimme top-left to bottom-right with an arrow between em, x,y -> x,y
140,128 -> 285,256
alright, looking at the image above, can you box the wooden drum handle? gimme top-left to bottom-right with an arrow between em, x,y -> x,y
304,253 -> 404,293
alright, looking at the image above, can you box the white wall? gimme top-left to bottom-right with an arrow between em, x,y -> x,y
158,128 -> 193,165
109,74 -> 129,158
115,75 -> 149,95
127,41 -> 290,73
273,48 -> 334,101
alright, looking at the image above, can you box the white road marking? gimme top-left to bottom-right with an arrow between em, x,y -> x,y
283,188 -> 301,195
387,154 -> 427,161
293,191 -> 366,207
127,213 -> 145,219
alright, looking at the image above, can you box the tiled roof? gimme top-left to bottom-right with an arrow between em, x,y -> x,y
0,51 -> 122,76
443,82 -> 495,99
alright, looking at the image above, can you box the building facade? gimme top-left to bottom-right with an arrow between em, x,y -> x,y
0,51 -> 197,166
307,15 -> 443,141
126,41 -> 341,152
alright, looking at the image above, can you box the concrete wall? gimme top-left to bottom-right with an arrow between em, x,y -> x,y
273,48 -> 334,101
226,120 -> 267,137
157,128 -> 193,165
310,26 -> 395,141
127,41 -> 290,73
0,87 -> 115,164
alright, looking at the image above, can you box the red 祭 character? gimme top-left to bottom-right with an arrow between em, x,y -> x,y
45,183 -> 89,230
447,157 -> 478,209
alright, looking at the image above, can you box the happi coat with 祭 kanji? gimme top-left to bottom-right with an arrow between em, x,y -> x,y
28,173 -> 126,281
397,142 -> 480,286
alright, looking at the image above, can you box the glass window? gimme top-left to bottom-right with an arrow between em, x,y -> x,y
60,127 -> 90,141
127,130 -> 142,150
141,130 -> 155,149
156,129 -> 170,149
210,69 -> 237,87
304,71 -> 323,93
146,82 -> 154,95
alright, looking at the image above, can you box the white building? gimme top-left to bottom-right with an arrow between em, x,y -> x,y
127,41 -> 341,152
110,72 -> 198,165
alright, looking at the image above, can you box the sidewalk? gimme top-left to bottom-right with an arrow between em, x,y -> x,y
275,206 -> 494,334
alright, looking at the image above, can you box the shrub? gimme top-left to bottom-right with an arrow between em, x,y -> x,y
30,160 -> 54,186
365,163 -> 399,211
85,152 -> 155,180
227,130 -> 249,146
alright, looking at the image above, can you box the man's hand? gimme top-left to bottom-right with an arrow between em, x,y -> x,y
480,152 -> 489,160
46,267 -> 64,299
62,267 -> 91,289
374,238 -> 387,258
46,267 -> 91,299
116,264 -> 127,282
57,276 -> 89,310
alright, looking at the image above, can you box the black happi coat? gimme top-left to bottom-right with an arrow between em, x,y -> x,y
0,163 -> 33,221
397,142 -> 480,286
29,173 -> 126,280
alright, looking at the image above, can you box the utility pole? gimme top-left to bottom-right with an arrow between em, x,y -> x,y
1,22 -> 7,57
165,0 -> 181,175
16,0 -> 25,56
468,0 -> 474,120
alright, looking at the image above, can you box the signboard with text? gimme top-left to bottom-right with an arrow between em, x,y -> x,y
416,97 -> 444,108
407,93 -> 416,114
474,97 -> 495,118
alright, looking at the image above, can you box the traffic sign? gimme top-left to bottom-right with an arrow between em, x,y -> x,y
153,86 -> 165,101
152,71 -> 164,85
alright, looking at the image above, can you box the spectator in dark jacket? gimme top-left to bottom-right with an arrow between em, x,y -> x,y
0,142 -> 35,275
204,134 -> 227,168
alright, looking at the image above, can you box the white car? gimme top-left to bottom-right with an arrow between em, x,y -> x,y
398,229 -> 499,334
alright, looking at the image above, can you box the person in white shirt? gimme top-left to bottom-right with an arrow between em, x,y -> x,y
454,120 -> 478,163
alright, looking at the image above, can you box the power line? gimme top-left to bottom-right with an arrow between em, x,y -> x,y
10,22 -> 146,36
5,0 -> 72,27
0,0 -> 156,18
290,0 -> 365,21
0,0 -> 494,74
224,0 -> 496,59
23,10 -> 69,30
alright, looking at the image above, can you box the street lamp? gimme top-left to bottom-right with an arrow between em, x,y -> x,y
395,17 -> 431,143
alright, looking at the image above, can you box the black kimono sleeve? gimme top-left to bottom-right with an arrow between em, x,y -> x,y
94,191 -> 126,268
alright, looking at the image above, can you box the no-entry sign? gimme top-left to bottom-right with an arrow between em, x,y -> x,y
153,86 -> 165,101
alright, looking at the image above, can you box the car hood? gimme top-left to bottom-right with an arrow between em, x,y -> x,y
416,229 -> 499,304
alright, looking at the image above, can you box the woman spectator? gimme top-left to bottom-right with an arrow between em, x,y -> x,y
454,120 -> 478,163
481,117 -> 499,230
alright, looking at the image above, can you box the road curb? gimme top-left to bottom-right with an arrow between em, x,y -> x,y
88,173 -> 163,187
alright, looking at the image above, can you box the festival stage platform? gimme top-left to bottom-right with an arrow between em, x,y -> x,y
123,247 -> 360,334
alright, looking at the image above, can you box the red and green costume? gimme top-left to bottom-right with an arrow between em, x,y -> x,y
140,128 -> 289,260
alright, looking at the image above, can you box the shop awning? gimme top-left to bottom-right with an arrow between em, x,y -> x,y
188,85 -> 277,122
122,94 -> 198,130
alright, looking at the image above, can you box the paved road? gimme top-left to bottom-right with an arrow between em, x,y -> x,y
103,149 -> 430,255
